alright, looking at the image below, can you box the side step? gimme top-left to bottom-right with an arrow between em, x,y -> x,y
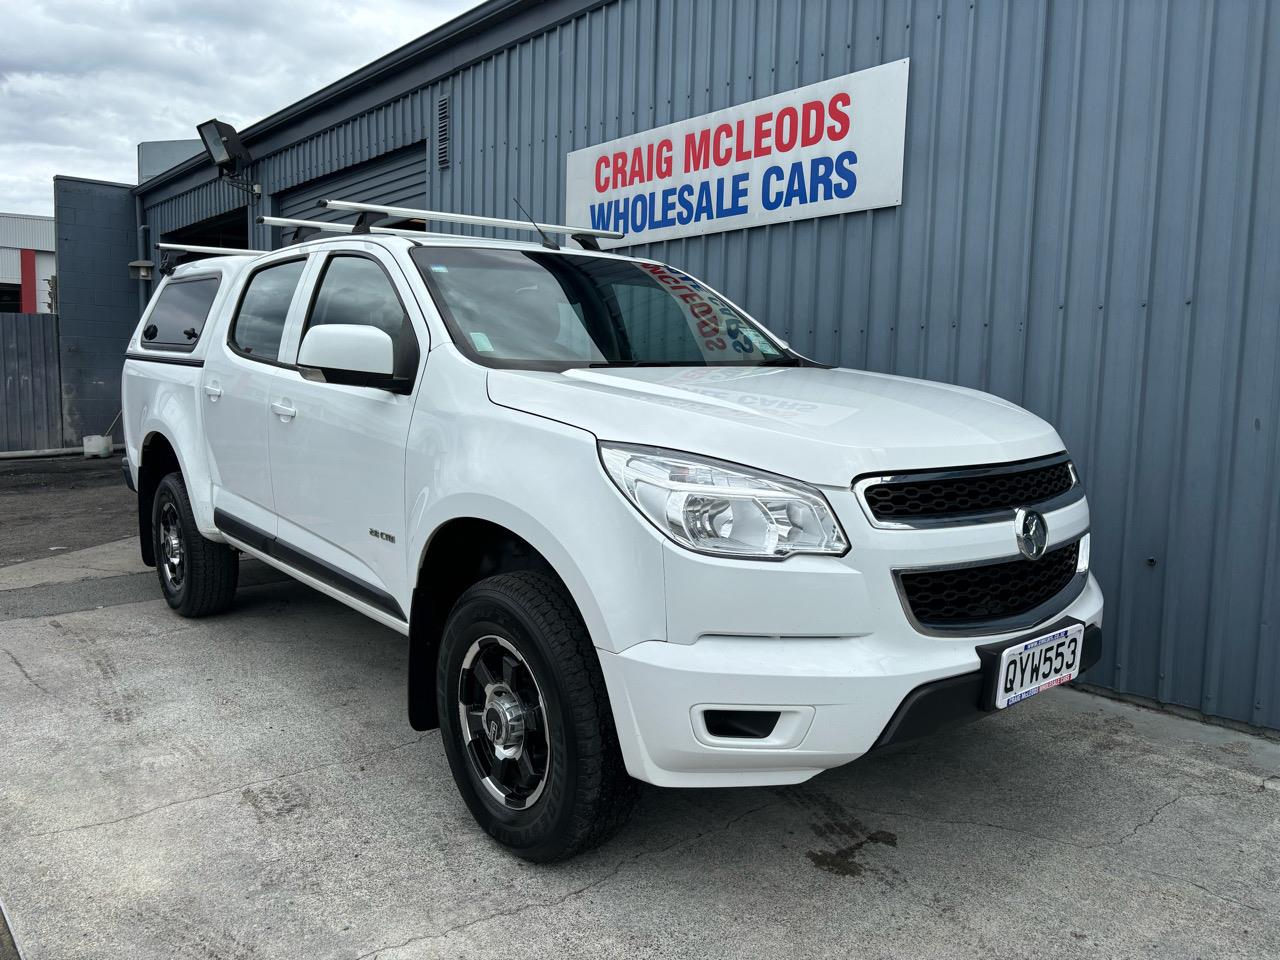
213,509 -> 406,622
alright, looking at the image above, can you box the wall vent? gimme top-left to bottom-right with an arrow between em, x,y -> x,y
435,97 -> 450,169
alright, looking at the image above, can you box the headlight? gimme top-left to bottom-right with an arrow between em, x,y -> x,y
599,442 -> 849,559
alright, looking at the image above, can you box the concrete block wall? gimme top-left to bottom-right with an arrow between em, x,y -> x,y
52,177 -> 138,444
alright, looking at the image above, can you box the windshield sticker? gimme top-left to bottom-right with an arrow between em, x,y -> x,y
636,262 -> 775,356
469,331 -> 494,351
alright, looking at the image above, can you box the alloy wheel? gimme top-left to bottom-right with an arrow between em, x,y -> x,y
158,499 -> 185,591
457,634 -> 551,810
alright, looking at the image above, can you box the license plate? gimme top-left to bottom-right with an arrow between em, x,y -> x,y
994,623 -> 1085,709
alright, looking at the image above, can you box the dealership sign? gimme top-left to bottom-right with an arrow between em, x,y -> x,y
565,59 -> 908,248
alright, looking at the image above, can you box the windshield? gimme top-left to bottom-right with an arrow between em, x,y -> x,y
410,247 -> 793,370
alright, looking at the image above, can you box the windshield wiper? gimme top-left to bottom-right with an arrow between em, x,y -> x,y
757,356 -> 803,366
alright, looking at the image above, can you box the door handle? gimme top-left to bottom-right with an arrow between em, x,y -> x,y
203,383 -> 222,401
271,401 -> 297,421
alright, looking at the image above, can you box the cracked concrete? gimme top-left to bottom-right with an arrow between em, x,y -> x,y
23,734 -> 431,841
348,801 -> 786,960
0,540 -> 1278,959
0,537 -> 147,592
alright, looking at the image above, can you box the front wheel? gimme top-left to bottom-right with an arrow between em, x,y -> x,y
152,472 -> 238,617
438,571 -> 639,861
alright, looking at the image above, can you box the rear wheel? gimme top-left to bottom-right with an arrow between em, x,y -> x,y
152,472 -> 238,617
438,571 -> 638,861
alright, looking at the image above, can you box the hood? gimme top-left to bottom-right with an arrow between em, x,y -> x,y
486,365 -> 1064,486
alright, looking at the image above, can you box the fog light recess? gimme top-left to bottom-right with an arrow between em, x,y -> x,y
703,709 -> 780,739
692,704 -> 816,749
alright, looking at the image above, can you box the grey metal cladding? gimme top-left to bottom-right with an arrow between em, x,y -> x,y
0,313 -> 62,452
264,147 -> 430,249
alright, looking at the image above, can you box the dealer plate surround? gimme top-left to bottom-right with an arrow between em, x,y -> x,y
992,622 -> 1085,709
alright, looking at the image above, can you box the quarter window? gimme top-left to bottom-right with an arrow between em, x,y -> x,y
305,256 -> 419,380
230,260 -> 307,362
140,277 -> 220,352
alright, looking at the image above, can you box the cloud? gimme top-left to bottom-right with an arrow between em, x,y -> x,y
1,0 -> 478,215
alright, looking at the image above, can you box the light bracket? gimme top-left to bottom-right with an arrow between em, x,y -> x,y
197,118 -> 259,197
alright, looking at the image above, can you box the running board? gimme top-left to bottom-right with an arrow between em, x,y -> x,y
213,509 -> 406,622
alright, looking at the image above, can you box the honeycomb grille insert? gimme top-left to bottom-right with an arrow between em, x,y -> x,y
863,460 -> 1075,523
899,541 -> 1080,629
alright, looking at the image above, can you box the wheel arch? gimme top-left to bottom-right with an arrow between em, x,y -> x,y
407,515 -> 590,731
136,430 -> 185,567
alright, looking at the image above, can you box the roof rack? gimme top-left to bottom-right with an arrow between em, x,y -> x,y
151,199 -> 624,269
156,242 -> 263,256
318,199 -> 625,248
256,215 -> 453,241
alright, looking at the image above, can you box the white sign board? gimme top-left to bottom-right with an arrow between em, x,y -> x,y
566,59 -> 909,248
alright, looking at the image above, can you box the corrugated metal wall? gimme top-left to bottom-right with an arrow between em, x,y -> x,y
144,178 -> 248,246
133,0 -> 1280,729
276,147 -> 427,224
430,0 -> 1280,730
0,250 -> 21,286
144,92 -> 435,249
0,313 -> 62,452
0,214 -> 56,252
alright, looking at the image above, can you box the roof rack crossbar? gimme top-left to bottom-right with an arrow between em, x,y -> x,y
155,242 -> 263,256
256,215 -> 455,240
286,226 -> 322,245
318,199 -> 625,241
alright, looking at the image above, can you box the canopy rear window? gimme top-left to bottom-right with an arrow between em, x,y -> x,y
140,277 -> 220,352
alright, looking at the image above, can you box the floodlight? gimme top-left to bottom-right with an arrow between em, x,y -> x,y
196,119 -> 251,175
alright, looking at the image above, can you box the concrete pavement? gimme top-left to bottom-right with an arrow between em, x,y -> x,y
1,537 -> 1277,959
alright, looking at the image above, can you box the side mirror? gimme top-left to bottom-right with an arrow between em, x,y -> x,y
298,324 -> 395,388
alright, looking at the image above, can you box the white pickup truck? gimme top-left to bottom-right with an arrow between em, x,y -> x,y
122,212 -> 1102,861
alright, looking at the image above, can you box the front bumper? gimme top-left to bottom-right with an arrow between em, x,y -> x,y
600,574 -> 1103,787
872,621 -> 1102,749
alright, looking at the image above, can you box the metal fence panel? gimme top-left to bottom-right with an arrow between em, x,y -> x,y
0,313 -> 62,452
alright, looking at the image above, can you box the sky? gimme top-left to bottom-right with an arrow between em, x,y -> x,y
1,0 -> 479,216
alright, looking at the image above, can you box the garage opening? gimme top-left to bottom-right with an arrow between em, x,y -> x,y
161,207 -> 249,262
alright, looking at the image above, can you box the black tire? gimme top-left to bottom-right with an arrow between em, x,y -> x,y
151,471 -> 238,617
438,571 -> 639,861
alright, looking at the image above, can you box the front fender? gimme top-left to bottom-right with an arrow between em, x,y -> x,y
406,408 -> 667,656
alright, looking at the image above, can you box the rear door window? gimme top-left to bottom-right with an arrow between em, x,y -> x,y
229,259 -> 307,363
140,277 -> 220,352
